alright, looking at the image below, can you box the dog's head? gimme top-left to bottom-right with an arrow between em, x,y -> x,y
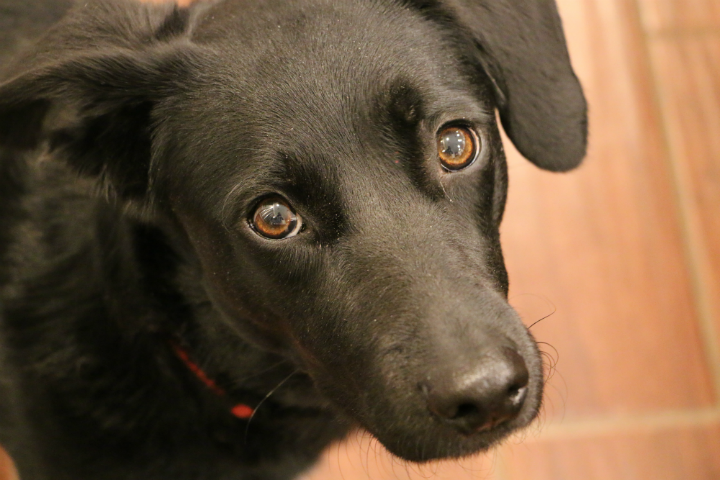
0,0 -> 586,462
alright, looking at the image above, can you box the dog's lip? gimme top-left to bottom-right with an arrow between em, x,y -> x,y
353,376 -> 542,462
371,421 -> 523,463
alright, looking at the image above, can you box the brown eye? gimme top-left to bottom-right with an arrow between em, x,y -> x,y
437,126 -> 478,171
251,197 -> 302,239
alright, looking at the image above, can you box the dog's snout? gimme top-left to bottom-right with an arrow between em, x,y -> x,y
424,347 -> 529,435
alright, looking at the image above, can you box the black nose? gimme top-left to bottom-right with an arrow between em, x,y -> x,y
425,347 -> 529,435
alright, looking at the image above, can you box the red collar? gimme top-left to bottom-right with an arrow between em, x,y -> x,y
170,341 -> 255,420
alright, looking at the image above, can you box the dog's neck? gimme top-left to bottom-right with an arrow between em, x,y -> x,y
169,339 -> 255,419
1,163 -> 350,472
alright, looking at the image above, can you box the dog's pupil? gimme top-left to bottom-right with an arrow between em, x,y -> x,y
261,203 -> 290,227
253,198 -> 299,239
440,129 -> 466,158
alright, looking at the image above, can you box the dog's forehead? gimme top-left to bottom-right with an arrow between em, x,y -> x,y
196,0 -> 440,54
195,0 -> 467,119
191,0 -> 488,154
174,0 -> 493,216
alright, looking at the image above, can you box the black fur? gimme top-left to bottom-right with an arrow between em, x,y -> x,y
0,0 -> 587,479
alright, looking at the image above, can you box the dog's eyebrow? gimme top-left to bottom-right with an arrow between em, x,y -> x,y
377,82 -> 493,201
384,80 -> 425,127
371,81 -> 443,200
219,155 -> 346,241
268,153 -> 348,241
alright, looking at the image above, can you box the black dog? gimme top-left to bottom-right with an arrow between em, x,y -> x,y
0,0 -> 586,478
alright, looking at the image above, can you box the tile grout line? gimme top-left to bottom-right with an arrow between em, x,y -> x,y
632,0 -> 720,405
647,26 -> 720,38
493,447 -> 510,480
519,407 -> 720,441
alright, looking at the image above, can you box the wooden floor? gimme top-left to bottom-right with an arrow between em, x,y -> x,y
1,0 -> 719,478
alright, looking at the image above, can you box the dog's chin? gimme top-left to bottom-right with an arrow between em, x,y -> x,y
368,417 -> 528,463
355,387 -> 542,463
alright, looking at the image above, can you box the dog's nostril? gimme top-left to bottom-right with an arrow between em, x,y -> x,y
425,348 -> 530,435
453,403 -> 480,419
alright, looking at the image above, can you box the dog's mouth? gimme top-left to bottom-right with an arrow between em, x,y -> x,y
302,335 -> 544,462
340,399 -> 540,463
356,375 -> 542,462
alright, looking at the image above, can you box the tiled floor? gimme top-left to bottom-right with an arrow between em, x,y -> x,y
1,0 -> 718,479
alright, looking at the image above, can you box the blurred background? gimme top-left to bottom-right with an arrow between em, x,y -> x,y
1,0 -> 719,478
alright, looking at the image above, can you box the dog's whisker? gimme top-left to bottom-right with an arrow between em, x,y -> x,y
537,341 -> 559,358
219,182 -> 244,231
526,305 -> 557,330
537,342 -> 560,375
539,349 -> 558,367
361,431 -> 372,476
335,440 -> 348,480
538,350 -> 559,385
440,180 -> 453,202
243,370 -> 298,443
540,358 -> 558,379
227,359 -> 290,387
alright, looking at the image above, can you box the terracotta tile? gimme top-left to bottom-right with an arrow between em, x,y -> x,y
500,421 -> 720,480
302,431 -> 501,480
498,0 -> 715,419
636,0 -> 720,32
0,447 -> 18,480
649,35 -> 720,367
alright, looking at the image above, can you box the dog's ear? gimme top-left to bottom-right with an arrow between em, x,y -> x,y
412,0 -> 588,171
0,0 -> 200,201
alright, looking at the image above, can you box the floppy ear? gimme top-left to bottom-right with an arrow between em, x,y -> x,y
414,0 -> 588,171
0,0 -> 198,201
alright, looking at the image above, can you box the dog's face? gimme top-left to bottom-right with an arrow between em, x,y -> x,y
0,0 -> 586,463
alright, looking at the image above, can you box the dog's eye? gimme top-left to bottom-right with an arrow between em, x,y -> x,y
437,126 -> 478,171
250,197 -> 302,239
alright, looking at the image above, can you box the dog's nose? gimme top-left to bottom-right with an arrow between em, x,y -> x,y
424,347 -> 529,435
